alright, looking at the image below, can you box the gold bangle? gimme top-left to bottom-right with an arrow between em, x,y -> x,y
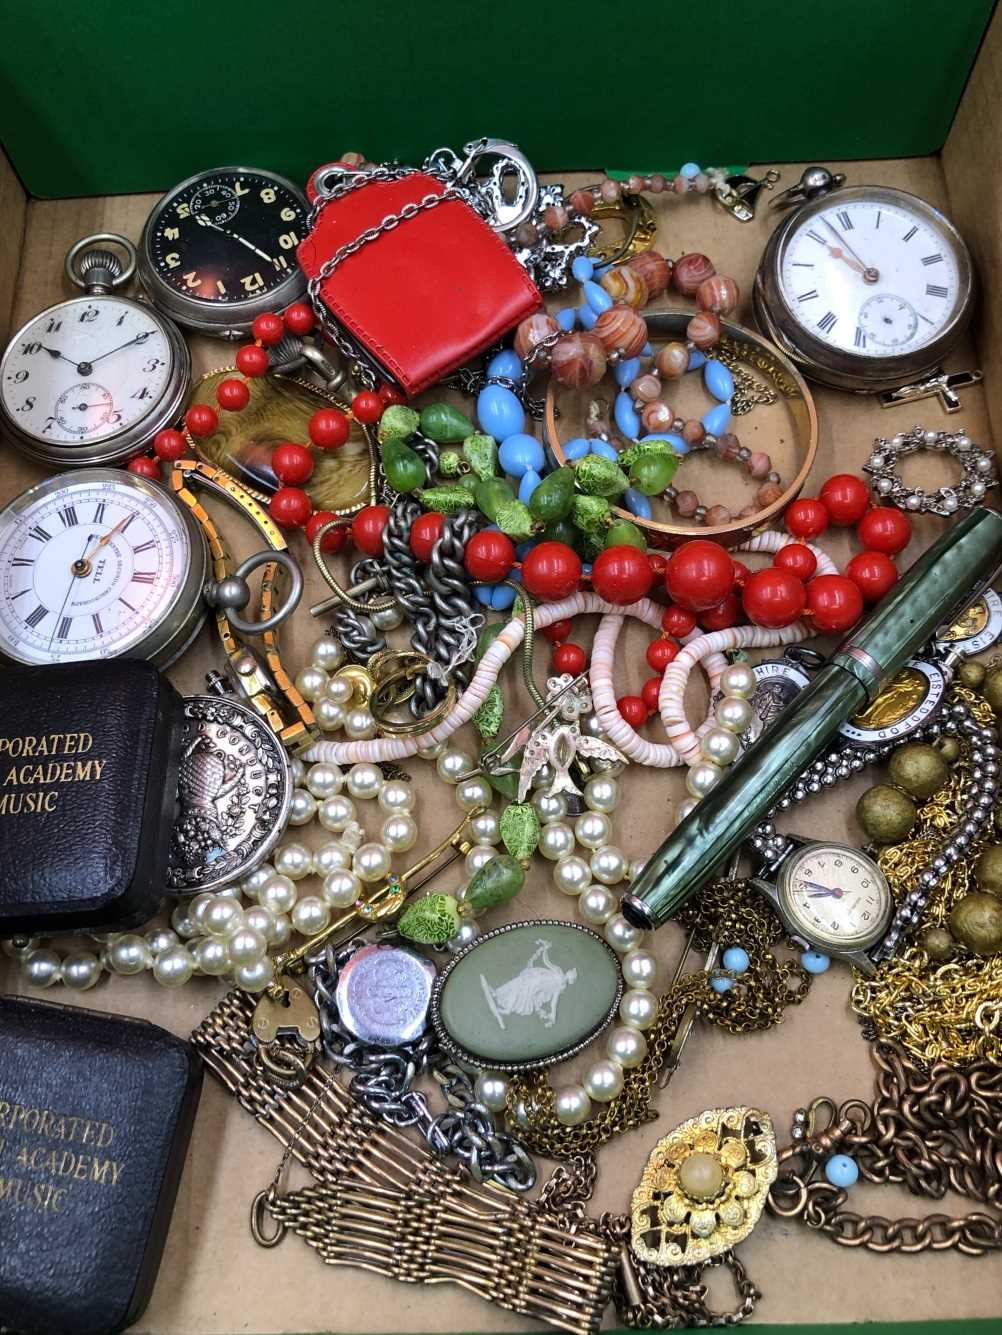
369,660 -> 458,737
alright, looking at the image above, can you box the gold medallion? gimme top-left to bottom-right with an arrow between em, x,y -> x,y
851,665 -> 929,729
941,598 -> 991,642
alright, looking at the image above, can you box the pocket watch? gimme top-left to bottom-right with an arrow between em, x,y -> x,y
753,167 -> 975,393
0,235 -> 190,468
138,166 -> 309,338
0,467 -> 208,667
749,838 -> 894,975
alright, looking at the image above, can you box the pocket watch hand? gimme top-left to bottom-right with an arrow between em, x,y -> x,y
88,332 -> 153,366
42,345 -> 78,366
51,533 -> 98,645
196,214 -> 274,264
76,517 -> 129,569
822,219 -> 880,282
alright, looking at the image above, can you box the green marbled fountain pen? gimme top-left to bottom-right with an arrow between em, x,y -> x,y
622,505 -> 1002,932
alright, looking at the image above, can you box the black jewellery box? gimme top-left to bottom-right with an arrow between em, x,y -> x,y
0,994 -> 202,1335
0,660 -> 185,935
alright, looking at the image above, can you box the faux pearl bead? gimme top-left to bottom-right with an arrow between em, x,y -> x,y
455,775 -> 493,811
259,874 -> 298,916
554,1084 -> 593,1126
295,665 -> 329,703
620,988 -> 658,1030
579,884 -> 618,924
310,637 -> 345,672
584,774 -> 621,813
591,845 -> 628,885
539,822 -> 575,861
583,1059 -> 625,1103
437,749 -> 476,784
23,948 -> 62,987
170,904 -> 197,939
306,762 -> 343,799
448,921 -> 480,952
716,695 -> 754,734
531,764 -> 555,790
474,1072 -> 509,1112
622,948 -> 658,989
371,603 -> 403,630
244,906 -> 280,945
675,797 -> 699,823
354,842 -> 392,883
2,937 -> 38,960
241,864 -> 274,900
108,934 -> 151,975
146,927 -> 178,955
344,707 -> 377,740
532,790 -> 567,823
275,842 -> 312,880
315,699 -> 346,731
470,809 -> 501,845
701,727 -> 740,767
325,676 -> 354,705
270,914 -> 292,949
153,945 -> 194,988
605,913 -> 643,953
347,762 -> 384,801
417,739 -> 444,760
382,814 -> 418,853
554,854 -> 591,895
512,1098 -> 530,1129
203,895 -> 245,937
719,662 -> 756,698
228,927 -> 268,964
61,950 -> 102,990
323,869 -> 362,909
686,762 -> 723,798
194,937 -> 231,976
290,757 -> 305,786
289,788 -> 318,825
233,957 -> 274,993
378,780 -> 414,814
574,811 -> 612,849
291,896 -> 331,936
465,845 -> 497,875
319,795 -> 356,832
313,842 -> 351,877
607,1025 -> 648,1068
628,859 -> 646,881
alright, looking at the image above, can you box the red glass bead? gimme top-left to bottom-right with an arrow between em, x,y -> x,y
742,568 -> 807,629
185,403 -> 219,438
235,343 -> 270,378
269,486 -> 312,528
645,637 -> 679,673
521,542 -> 582,601
731,560 -> 752,590
409,511 -> 444,563
351,390 -> 383,424
351,504 -> 391,557
784,497 -> 829,540
819,473 -> 869,525
647,552 -> 668,580
641,676 -> 663,714
552,642 -> 587,675
216,377 -> 250,411
591,544 -> 654,605
773,543 -> 817,582
306,510 -> 349,554
661,605 -> 696,637
152,428 -> 186,461
806,574 -> 864,633
251,312 -> 285,346
127,456 -> 159,479
665,539 -> 735,612
283,302 -> 315,335
845,550 -> 898,604
618,695 -> 649,727
464,530 -> 516,583
857,507 -> 912,556
542,617 -> 573,643
309,407 -> 350,450
378,383 -> 406,406
271,442 -> 315,485
700,593 -> 741,631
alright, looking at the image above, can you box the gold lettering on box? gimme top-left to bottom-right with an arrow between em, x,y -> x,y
0,1100 -> 123,1213
0,731 -> 105,817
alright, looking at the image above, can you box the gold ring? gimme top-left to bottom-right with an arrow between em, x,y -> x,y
369,662 -> 457,736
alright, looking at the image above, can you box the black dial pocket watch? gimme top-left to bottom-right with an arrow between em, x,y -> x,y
1,234 -> 190,468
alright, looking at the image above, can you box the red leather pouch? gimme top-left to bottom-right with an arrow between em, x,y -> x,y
297,171 -> 542,395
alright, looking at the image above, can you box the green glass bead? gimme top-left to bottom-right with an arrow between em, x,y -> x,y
475,477 -> 516,522
631,454 -> 678,496
934,736 -> 961,764
950,892 -> 1002,956
921,926 -> 955,962
605,521 -> 647,550
495,499 -> 534,541
438,449 -> 464,477
984,665 -> 1002,717
419,403 -> 475,444
417,484 -> 475,513
476,621 -> 505,661
398,892 -> 461,945
543,518 -> 579,548
574,454 -> 630,497
888,743 -> 949,800
571,493 -> 611,536
975,844 -> 1002,893
500,802 -> 540,861
377,404 -> 420,445
618,439 -> 676,470
957,660 -> 987,690
465,854 -> 526,914
462,433 -> 499,481
529,467 -> 576,524
382,438 -> 426,493
856,783 -> 916,844
485,767 -> 519,801
474,684 -> 504,739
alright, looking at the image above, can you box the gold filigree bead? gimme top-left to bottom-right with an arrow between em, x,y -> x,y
690,1210 -> 717,1237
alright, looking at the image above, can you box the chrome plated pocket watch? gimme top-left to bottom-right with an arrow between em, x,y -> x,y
138,166 -> 309,338
0,467 -> 207,667
753,168 -> 975,394
0,235 -> 190,467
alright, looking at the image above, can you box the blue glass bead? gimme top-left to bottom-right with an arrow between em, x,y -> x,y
577,304 -> 598,330
824,1154 -> 859,1189
556,306 -> 577,333
486,349 -> 524,384
518,470 -> 542,503
583,280 -> 613,315
563,436 -> 590,462
589,439 -> 619,462
710,976 -> 734,994
514,540 -> 536,560
593,264 -> 611,278
581,562 -> 593,576
615,356 -> 641,388
623,488 -> 653,519
702,402 -> 731,438
476,581 -> 518,610
641,342 -> 653,357
722,946 -> 750,974
614,392 -> 641,440
478,383 -> 525,442
800,950 -> 830,974
680,162 -> 700,179
703,360 -> 735,403
571,256 -> 594,282
640,432 -> 688,456
687,349 -> 706,371
498,433 -> 544,479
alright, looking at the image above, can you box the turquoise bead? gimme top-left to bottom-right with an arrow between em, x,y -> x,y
589,439 -> 619,462
623,487 -> 653,519
499,433 -> 544,478
641,341 -> 653,356
640,432 -> 688,456
487,349 -> 523,383
801,950 -> 830,974
614,391 -> 641,439
563,436 -> 590,461
583,280 -> 613,314
478,383 -> 525,442
688,349 -> 706,370
556,306 -> 577,332
577,304 -> 598,330
680,162 -> 700,178
824,1154 -> 859,1188
702,402 -> 731,438
518,469 -> 542,503
615,356 -> 641,388
722,946 -> 750,974
703,360 -> 735,402
571,256 -> 594,282
710,976 -> 734,993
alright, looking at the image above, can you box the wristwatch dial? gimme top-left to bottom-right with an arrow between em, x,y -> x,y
777,842 -> 892,951
840,657 -> 945,744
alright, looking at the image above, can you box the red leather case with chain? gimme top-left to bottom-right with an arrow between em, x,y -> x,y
297,171 -> 542,395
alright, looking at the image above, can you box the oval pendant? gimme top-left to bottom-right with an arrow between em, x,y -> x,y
430,919 -> 622,1071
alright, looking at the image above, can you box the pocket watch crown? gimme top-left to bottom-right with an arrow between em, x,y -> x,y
77,247 -> 124,292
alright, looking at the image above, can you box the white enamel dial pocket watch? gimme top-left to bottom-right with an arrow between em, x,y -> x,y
753,168 -> 975,393
0,468 -> 208,668
0,235 -> 190,468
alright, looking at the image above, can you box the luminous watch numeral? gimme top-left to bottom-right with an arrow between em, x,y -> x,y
57,505 -> 78,528
926,283 -> 949,298
818,311 -> 838,334
25,605 -> 47,628
903,225 -> 918,242
921,253 -> 944,266
835,209 -> 853,230
27,524 -> 51,543
56,616 -> 72,640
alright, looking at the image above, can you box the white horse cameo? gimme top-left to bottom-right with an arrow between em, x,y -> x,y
480,938 -> 578,1031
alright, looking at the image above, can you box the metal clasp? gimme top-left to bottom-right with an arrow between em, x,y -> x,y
714,169 -> 781,222
771,166 -> 847,212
